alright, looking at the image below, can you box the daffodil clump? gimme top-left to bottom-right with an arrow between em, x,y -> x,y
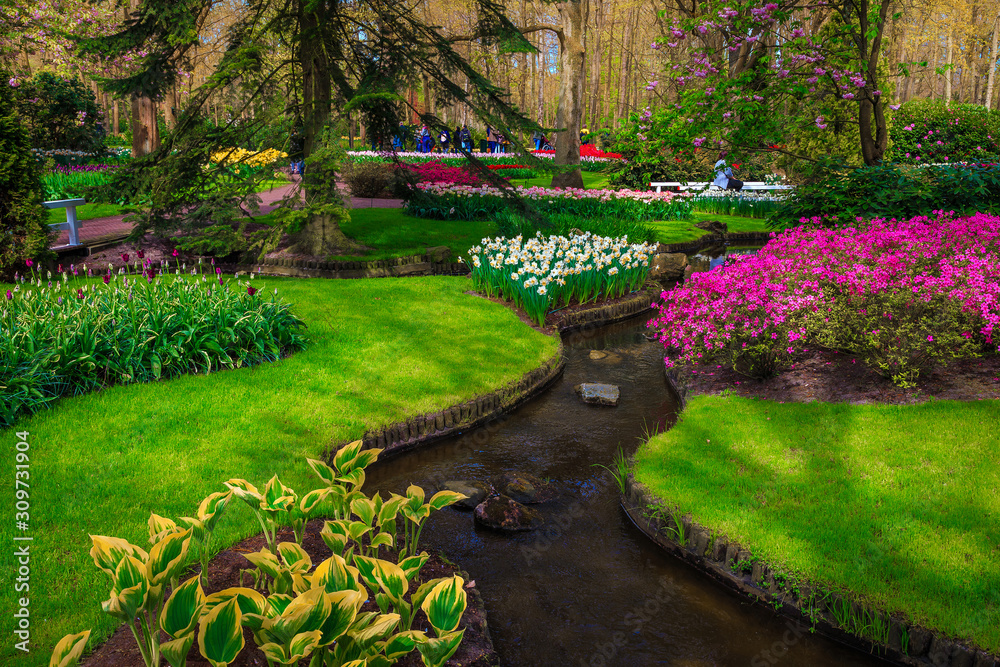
467,232 -> 656,326
209,147 -> 288,168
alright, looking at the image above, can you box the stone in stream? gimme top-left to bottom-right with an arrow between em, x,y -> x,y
589,350 -> 623,364
574,383 -> 620,406
648,253 -> 688,280
695,219 -> 728,234
495,472 -> 557,504
474,495 -> 544,532
439,480 -> 490,510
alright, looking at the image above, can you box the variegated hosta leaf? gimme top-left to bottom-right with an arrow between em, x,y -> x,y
277,542 -> 312,574
48,630 -> 90,667
377,496 -> 407,527
160,575 -> 205,639
421,577 -> 467,636
427,490 -> 468,511
372,559 -> 408,600
350,448 -> 381,473
317,589 -> 365,646
402,504 -> 431,525
146,529 -> 192,587
398,553 -> 429,582
336,468 -> 366,491
198,597 -> 244,667
299,488 -> 329,516
349,613 -> 400,650
197,491 -> 232,532
406,485 -> 426,507
102,556 -> 150,621
204,587 -> 267,617
351,555 -> 381,596
415,628 -> 465,667
267,593 -> 295,618
369,532 -> 394,551
311,553 -> 361,593
347,520 -> 371,542
320,521 -> 349,556
245,549 -> 283,581
260,475 -> 296,513
89,535 -> 148,579
148,513 -> 180,545
307,458 -> 337,486
381,630 -> 427,660
177,516 -> 206,544
350,497 -> 377,527
223,479 -> 261,508
332,440 -> 364,474
161,633 -> 195,667
259,627 -> 323,666
266,588 -> 331,645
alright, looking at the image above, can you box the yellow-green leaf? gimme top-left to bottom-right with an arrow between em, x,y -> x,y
415,629 -> 465,667
306,458 -> 337,485
89,535 -> 148,578
350,497 -> 377,526
420,577 -> 467,636
48,630 -> 90,667
317,590 -> 364,646
277,542 -> 312,574
148,513 -> 179,545
102,556 -> 150,622
161,633 -> 195,667
381,629 -> 426,660
204,587 -> 267,616
320,521 -> 349,556
333,440 -> 363,473
245,549 -> 283,580
427,490 -> 468,511
198,597 -> 244,667
147,529 -> 192,587
160,575 -> 205,639
311,554 -> 361,593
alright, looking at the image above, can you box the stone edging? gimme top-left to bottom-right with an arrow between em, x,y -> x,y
552,287 -> 657,332
623,377 -> 999,666
249,254 -> 469,279
345,347 -> 565,462
658,230 -> 772,254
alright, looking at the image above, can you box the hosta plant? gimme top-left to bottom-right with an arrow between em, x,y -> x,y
55,446 -> 469,667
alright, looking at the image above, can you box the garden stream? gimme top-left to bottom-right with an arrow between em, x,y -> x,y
367,244 -> 886,667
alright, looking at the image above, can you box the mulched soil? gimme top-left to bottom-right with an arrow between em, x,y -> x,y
673,347 -> 1000,404
82,519 -> 496,667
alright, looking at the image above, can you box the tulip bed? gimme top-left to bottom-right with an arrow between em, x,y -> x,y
1,266 -> 306,428
407,183 -> 692,222
468,232 -> 657,325
649,212 -> 1000,385
686,190 -> 786,218
344,150 -> 614,171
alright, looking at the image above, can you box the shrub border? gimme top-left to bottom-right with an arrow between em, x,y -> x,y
621,375 -> 999,667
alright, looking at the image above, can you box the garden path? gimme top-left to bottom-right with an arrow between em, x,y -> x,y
50,182 -> 403,250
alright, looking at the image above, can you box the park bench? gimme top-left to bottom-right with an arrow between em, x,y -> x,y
650,181 -> 794,193
43,198 -> 86,246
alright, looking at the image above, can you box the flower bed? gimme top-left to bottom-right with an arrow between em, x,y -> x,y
1,263 -> 306,427
687,189 -> 786,218
397,160 -> 484,186
531,144 -> 623,160
41,167 -> 119,200
344,150 -> 612,171
467,232 -> 656,325
407,183 -> 692,221
650,212 -> 1000,385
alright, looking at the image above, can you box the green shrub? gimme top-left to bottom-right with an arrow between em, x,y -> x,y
12,72 -> 105,152
887,100 -> 1000,164
0,73 -> 53,280
770,161 -> 1000,226
1,270 -> 307,428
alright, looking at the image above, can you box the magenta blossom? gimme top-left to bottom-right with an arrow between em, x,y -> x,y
247,285 -> 258,296
121,253 -> 129,263
5,290 -> 11,300
25,259 -> 33,268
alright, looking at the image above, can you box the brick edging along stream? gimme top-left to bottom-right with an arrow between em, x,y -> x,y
621,374 -> 998,667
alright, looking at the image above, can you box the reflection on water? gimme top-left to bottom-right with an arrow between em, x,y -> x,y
366,314 -> 884,666
688,245 -> 763,274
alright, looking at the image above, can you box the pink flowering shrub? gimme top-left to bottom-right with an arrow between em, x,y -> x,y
650,212 -> 1000,385
399,160 -> 483,186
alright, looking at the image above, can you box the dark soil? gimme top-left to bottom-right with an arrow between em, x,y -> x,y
82,519 -> 496,667
673,347 -> 1000,404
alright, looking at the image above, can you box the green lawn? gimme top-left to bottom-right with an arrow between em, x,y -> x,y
648,212 -> 772,245
336,208 -> 496,261
508,170 -> 610,190
633,394 -> 1000,651
0,276 -> 558,664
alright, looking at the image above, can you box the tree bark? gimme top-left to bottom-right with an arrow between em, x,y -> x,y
551,0 -> 589,189
131,94 -> 160,157
944,28 -> 953,106
987,12 -> 1000,110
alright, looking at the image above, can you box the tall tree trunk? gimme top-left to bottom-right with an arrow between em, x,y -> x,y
587,0 -> 604,127
987,12 -> 1000,110
944,28 -> 953,106
858,0 -> 891,166
551,0 -> 589,189
131,94 -> 160,157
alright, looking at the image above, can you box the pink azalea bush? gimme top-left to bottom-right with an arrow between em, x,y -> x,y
398,160 -> 484,186
650,212 -> 1000,385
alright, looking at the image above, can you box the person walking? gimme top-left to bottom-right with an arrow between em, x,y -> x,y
438,126 -> 451,153
419,125 -> 430,153
288,126 -> 304,179
713,152 -> 743,191
460,125 -> 472,151
494,130 -> 505,153
453,125 -> 461,153
486,125 -> 496,154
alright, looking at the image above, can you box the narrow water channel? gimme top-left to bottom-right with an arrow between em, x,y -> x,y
368,249 -> 884,667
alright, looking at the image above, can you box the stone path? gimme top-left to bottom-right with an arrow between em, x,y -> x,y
50,180 -> 404,250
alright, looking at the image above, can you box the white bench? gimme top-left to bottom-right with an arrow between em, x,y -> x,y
650,181 -> 794,193
43,198 -> 86,246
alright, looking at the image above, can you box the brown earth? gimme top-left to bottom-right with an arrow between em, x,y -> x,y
82,519 -> 496,667
672,347 -> 1000,404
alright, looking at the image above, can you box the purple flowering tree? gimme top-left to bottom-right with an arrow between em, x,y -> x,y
622,0 -> 902,167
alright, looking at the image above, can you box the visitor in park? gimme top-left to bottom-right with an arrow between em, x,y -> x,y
486,125 -> 496,153
460,124 -> 472,151
394,122 -> 407,150
532,129 -> 543,150
714,152 -> 743,191
288,126 -> 304,178
495,130 -> 506,153
419,125 -> 431,153
439,126 -> 451,153
454,125 -> 461,153
580,126 -> 589,145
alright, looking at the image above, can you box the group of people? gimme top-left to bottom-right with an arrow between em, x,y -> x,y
396,123 -> 474,153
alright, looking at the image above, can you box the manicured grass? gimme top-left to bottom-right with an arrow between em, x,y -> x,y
0,276 -> 558,664
45,202 -> 129,223
337,208 -> 496,261
648,213 -> 771,245
508,170 -> 610,190
633,394 -> 1000,651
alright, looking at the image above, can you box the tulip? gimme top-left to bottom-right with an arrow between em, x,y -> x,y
172,248 -> 179,257
58,264 -> 64,273
137,250 -> 145,259
247,285 -> 257,296
121,253 -> 129,263
103,274 -> 110,285
77,288 -> 84,299
25,259 -> 33,268
5,290 -> 11,300
215,267 -> 222,275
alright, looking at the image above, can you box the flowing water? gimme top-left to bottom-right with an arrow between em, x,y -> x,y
368,246 -> 883,667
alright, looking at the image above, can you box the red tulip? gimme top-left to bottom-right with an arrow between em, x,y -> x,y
25,259 -> 33,268
5,290 -> 12,300
77,288 -> 84,299
172,249 -> 179,257
103,274 -> 110,285
121,253 -> 129,263
137,250 -> 145,259
58,264 -> 64,273
247,285 -> 257,296
215,267 -> 222,275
